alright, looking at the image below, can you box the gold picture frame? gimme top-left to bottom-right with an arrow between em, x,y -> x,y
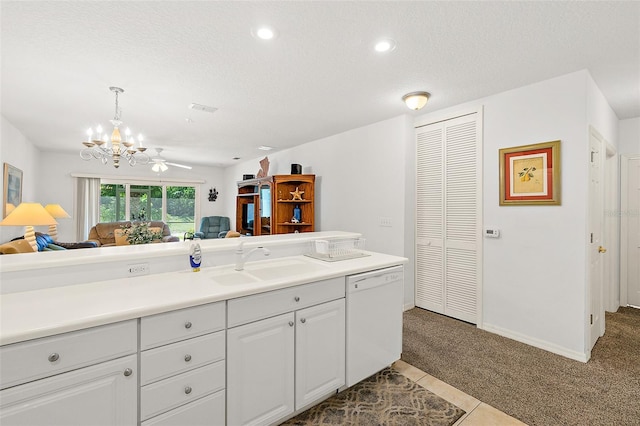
3,163 -> 23,218
499,140 -> 561,206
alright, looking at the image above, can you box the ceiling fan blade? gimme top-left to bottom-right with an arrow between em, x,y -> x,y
166,162 -> 192,170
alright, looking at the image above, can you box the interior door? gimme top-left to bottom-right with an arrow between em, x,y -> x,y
624,157 -> 640,306
588,132 -> 605,350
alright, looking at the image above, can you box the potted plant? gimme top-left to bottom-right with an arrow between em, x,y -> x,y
121,222 -> 163,245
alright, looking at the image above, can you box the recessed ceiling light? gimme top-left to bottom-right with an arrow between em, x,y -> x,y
252,26 -> 278,41
258,145 -> 274,151
374,38 -> 396,53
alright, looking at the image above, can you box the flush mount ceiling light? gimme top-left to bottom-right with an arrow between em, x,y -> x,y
258,145 -> 274,151
374,38 -> 396,53
80,87 -> 150,168
252,26 -> 278,40
402,91 -> 431,110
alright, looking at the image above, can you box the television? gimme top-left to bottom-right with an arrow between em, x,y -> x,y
242,203 -> 254,231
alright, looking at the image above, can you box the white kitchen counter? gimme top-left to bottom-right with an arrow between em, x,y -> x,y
0,251 -> 407,346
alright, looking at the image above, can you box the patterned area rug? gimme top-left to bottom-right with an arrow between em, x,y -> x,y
281,368 -> 465,425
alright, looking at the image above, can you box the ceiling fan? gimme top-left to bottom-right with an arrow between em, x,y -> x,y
150,148 -> 192,172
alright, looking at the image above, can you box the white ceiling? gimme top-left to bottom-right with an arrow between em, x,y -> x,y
2,1 -> 639,168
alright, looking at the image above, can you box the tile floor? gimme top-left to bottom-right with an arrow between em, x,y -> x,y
393,360 -> 527,426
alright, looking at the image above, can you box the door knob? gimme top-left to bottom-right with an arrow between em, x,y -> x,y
598,246 -> 607,253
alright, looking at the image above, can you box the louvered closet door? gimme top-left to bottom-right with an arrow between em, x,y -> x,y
415,114 -> 480,324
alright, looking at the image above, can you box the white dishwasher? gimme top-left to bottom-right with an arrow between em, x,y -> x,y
346,265 -> 404,387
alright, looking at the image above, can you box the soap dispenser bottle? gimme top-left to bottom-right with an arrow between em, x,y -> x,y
190,242 -> 202,272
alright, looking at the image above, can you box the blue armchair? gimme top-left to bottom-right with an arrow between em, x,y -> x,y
195,216 -> 231,239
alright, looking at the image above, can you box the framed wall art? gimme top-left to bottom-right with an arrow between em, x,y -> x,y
499,140 -> 561,206
3,162 -> 23,218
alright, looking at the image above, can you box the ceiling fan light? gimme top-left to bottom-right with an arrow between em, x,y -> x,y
402,91 -> 430,110
160,163 -> 168,172
152,163 -> 160,173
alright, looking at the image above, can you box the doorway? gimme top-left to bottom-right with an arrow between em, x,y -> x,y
620,154 -> 640,307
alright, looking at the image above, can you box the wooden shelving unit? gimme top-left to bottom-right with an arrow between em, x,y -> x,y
236,174 -> 315,235
272,174 -> 315,234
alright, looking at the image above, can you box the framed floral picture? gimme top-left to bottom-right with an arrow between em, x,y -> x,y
499,140 -> 561,206
3,163 -> 23,218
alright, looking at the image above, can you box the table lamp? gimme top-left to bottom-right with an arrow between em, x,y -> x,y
0,203 -> 57,252
44,204 -> 71,240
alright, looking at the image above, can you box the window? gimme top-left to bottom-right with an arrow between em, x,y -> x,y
100,182 -> 196,239
166,186 -> 196,237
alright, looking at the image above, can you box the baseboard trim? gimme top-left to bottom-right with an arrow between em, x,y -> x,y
481,323 -> 589,363
403,303 -> 415,312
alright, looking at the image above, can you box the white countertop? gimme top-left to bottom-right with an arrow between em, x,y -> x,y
0,251 -> 407,346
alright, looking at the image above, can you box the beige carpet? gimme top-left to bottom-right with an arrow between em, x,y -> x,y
281,367 -> 465,425
402,307 -> 640,426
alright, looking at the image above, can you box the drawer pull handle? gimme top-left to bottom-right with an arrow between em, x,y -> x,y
184,321 -> 193,329
48,353 -> 60,363
123,368 -> 133,377
288,321 -> 294,327
294,296 -> 300,302
184,386 -> 192,395
300,318 -> 306,324
184,354 -> 192,362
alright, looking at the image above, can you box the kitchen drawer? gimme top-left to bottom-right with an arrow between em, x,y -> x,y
228,277 -> 345,327
141,331 -> 225,386
141,302 -> 225,350
141,360 -> 225,421
0,320 -> 137,390
142,390 -> 225,426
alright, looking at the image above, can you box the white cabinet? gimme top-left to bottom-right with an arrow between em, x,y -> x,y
227,313 -> 295,426
140,302 -> 226,425
295,299 -> 346,410
1,354 -> 137,426
227,277 -> 345,426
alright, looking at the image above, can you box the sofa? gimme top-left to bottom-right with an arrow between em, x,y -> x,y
0,233 -> 98,254
87,221 -> 179,247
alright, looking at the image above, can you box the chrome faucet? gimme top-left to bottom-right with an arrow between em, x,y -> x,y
235,241 -> 271,271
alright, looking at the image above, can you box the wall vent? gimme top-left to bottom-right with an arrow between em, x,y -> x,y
189,103 -> 218,114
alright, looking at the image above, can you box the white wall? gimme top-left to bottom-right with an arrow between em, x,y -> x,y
618,117 -> 640,154
222,115 -> 416,306
414,70 -> 603,360
0,116 -> 41,243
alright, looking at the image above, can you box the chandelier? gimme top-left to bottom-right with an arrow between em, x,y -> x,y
80,87 -> 150,168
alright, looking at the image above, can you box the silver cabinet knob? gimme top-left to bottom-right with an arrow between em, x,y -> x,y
48,353 -> 60,363
184,386 -> 192,395
300,318 -> 306,324
123,368 -> 133,377
288,321 -> 294,327
184,354 -> 192,362
294,296 -> 300,302
184,321 -> 192,329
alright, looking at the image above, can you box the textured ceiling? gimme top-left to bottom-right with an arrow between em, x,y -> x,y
2,1 -> 639,168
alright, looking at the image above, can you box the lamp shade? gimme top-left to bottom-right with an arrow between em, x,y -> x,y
402,91 -> 430,110
44,204 -> 71,219
0,203 -> 57,226
0,203 -> 57,252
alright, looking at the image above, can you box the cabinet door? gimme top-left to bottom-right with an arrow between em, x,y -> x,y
295,299 -> 345,410
227,313 -> 295,426
0,355 -> 137,426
